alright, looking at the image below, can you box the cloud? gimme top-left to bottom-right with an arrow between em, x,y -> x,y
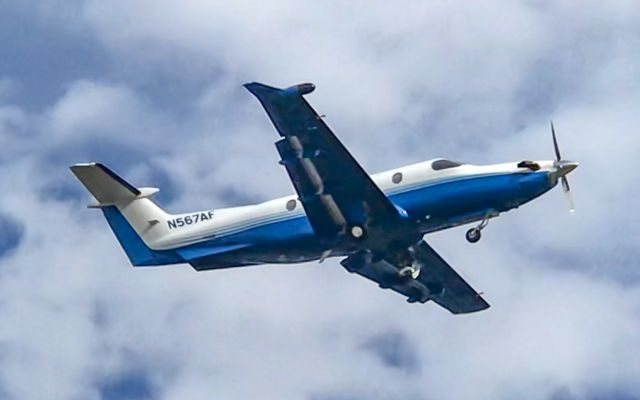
0,214 -> 24,258
98,368 -> 154,400
361,330 -> 421,374
0,1 -> 638,400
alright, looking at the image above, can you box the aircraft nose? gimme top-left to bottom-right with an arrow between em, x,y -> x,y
556,160 -> 579,177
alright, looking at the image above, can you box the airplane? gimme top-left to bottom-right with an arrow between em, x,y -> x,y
70,82 -> 578,314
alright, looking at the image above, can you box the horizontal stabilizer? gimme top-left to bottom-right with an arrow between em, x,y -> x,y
70,163 -> 158,207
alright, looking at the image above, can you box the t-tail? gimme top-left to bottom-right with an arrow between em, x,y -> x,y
70,163 -> 183,266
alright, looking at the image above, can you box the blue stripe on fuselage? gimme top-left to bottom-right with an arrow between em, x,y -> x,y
197,171 -> 553,242
106,171 -> 554,266
178,171 -> 554,260
101,206 -> 183,266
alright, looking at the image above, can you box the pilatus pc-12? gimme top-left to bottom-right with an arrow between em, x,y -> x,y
71,82 -> 578,314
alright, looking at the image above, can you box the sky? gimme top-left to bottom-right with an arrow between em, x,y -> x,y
0,1 -> 639,399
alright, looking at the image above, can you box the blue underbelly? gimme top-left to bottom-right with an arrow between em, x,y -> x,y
392,172 -> 553,231
180,171 -> 554,266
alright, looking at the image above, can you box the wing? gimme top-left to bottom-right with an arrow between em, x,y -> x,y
341,241 -> 489,314
244,82 -> 401,237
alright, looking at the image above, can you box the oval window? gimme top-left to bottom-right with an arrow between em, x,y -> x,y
286,199 -> 297,211
392,172 -> 403,184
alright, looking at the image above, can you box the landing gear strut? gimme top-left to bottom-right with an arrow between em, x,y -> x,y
466,218 -> 489,243
398,261 -> 421,279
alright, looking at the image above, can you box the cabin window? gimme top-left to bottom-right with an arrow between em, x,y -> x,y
286,199 -> 297,211
431,159 -> 463,170
392,172 -> 403,184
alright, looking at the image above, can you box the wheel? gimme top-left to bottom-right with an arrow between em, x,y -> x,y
466,228 -> 481,243
398,266 -> 420,279
350,225 -> 364,239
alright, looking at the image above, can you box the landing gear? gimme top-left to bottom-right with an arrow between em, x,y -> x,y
465,228 -> 481,243
350,225 -> 364,239
466,218 -> 489,244
398,260 -> 421,279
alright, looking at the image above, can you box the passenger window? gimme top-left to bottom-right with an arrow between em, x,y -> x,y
286,199 -> 297,211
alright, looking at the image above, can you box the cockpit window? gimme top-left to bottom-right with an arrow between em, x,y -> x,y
517,160 -> 541,171
431,159 -> 463,170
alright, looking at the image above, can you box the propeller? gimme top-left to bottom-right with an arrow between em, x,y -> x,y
551,121 -> 578,212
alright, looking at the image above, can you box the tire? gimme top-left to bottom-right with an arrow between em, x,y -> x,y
350,225 -> 364,239
466,228 -> 481,243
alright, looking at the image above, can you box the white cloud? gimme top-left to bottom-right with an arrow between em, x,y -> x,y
47,80 -> 172,146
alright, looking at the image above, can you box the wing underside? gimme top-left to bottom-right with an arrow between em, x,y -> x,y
246,82 -> 488,314
244,82 -> 400,238
341,241 -> 489,314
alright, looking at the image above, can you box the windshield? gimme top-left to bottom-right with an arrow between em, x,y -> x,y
431,159 -> 463,170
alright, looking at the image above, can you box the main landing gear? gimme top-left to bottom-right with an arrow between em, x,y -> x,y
466,218 -> 489,243
399,262 -> 421,279
350,225 -> 364,239
398,245 -> 421,279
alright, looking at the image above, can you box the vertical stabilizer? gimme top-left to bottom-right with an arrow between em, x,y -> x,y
70,163 -> 181,266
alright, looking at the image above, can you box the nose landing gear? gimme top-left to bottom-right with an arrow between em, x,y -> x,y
466,218 -> 489,243
465,228 -> 481,243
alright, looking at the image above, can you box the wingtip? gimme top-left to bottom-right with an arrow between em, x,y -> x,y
69,162 -> 97,172
243,82 -> 316,97
452,301 -> 490,314
243,81 -> 280,95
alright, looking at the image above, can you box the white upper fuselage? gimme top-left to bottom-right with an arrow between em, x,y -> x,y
135,158 -> 556,250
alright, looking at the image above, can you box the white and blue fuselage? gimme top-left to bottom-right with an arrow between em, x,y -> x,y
92,158 -> 560,270
71,82 -> 579,313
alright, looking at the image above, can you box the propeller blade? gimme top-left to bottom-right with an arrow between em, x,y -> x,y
560,177 -> 575,212
564,189 -> 575,213
561,175 -> 570,192
550,122 -> 576,212
551,121 -> 562,161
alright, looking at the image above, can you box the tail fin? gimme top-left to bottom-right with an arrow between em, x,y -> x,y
70,163 -> 181,266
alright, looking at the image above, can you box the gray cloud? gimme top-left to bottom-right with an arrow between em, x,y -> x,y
361,330 -> 421,374
0,214 -> 23,258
